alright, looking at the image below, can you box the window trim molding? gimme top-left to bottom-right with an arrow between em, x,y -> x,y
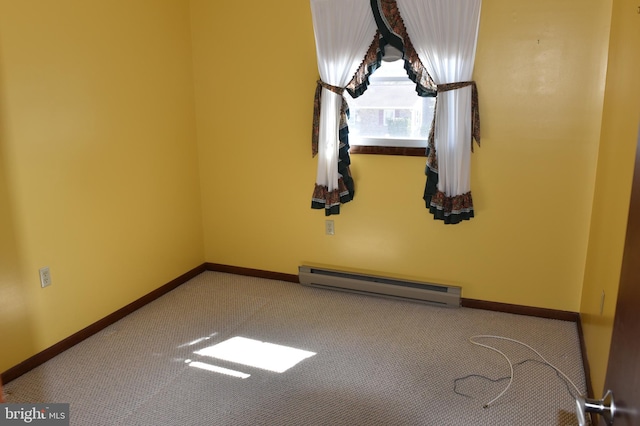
349,145 -> 426,156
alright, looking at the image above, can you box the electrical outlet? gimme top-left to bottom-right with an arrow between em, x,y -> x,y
325,220 -> 335,235
39,266 -> 52,288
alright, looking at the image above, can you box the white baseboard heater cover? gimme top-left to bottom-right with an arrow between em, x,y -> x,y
298,266 -> 461,307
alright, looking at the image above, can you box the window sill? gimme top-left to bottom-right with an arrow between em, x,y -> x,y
349,146 -> 426,157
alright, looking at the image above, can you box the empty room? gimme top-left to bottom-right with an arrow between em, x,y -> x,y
1,0 -> 639,424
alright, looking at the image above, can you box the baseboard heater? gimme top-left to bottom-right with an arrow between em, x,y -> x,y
298,266 -> 461,307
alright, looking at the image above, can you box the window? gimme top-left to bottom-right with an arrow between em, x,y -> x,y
345,59 -> 435,156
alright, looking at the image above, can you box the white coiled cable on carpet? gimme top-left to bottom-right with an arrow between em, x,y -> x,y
469,335 -> 582,409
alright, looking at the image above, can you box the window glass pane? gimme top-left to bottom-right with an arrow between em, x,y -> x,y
345,60 -> 434,148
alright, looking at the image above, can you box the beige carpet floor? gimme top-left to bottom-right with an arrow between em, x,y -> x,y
4,271 -> 588,425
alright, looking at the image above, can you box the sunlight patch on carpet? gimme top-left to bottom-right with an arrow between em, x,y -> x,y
187,360 -> 250,379
194,336 -> 316,373
178,332 -> 218,348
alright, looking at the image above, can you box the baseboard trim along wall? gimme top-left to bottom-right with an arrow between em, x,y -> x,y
460,298 -> 579,322
206,263 -> 581,321
1,263 -> 206,384
1,262 -> 593,399
205,263 -> 298,283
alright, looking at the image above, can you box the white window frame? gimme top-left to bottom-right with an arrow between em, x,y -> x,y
346,59 -> 435,154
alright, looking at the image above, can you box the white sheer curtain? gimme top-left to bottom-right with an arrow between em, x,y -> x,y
310,0 -> 377,213
397,0 -> 481,219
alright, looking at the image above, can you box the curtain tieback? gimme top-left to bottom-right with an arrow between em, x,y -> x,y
317,80 -> 345,95
312,80 -> 346,157
437,81 -> 481,151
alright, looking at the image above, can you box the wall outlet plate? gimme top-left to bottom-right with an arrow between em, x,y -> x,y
39,266 -> 52,288
325,220 -> 335,235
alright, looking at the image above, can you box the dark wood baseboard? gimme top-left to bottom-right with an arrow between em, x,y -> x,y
461,298 -> 580,322
1,263 -> 206,384
204,264 -> 582,323
576,315 -> 595,399
205,263 -> 299,283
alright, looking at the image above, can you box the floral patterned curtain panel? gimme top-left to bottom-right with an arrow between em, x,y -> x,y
397,0 -> 482,224
309,0 -> 378,216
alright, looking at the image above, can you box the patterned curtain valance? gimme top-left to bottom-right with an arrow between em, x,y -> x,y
345,0 -> 437,100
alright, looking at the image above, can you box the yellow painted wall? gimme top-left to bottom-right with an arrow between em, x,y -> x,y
0,0 -> 204,373
1,0 -> 631,394
191,0 -> 610,312
0,143 -> 35,372
581,0 -> 640,397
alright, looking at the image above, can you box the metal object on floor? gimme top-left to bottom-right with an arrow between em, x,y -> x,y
576,390 -> 616,425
